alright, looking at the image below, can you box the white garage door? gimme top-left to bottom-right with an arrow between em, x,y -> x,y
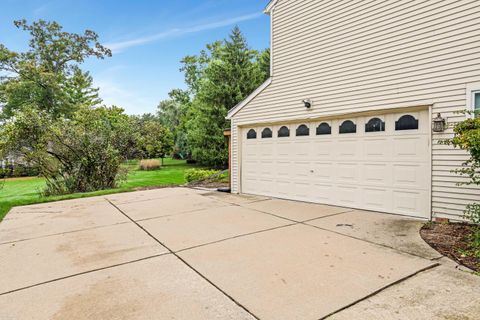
241,110 -> 431,218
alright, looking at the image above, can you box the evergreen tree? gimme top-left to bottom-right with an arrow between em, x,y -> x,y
177,26 -> 269,167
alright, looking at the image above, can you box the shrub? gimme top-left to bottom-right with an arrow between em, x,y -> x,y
184,169 -> 219,183
139,159 -> 161,171
0,106 -> 130,196
440,112 -> 480,224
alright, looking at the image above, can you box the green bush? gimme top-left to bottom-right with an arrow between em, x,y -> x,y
0,164 -> 39,178
441,111 -> 480,224
184,169 -> 219,183
1,106 -> 130,196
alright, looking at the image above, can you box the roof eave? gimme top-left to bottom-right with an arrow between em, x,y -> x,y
264,0 -> 278,14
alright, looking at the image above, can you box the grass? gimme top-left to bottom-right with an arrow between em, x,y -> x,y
0,158 -> 197,221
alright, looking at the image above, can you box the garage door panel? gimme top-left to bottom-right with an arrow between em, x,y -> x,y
336,163 -> 360,184
362,163 -> 390,186
241,109 -> 430,219
258,161 -> 274,178
244,143 -> 260,157
392,164 -> 429,189
276,180 -> 293,197
392,190 -> 428,215
336,140 -> 360,159
363,138 -> 391,161
393,136 -> 429,160
290,182 -> 312,200
311,183 -> 334,202
276,161 -> 292,178
313,162 -> 334,182
292,161 -> 312,179
259,143 -> 275,158
312,141 -> 334,158
276,141 -> 293,158
335,186 -> 360,206
362,188 -> 392,211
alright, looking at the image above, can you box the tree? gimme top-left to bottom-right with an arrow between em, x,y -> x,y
0,19 -> 111,120
64,67 -> 102,108
0,106 -> 131,195
137,120 -> 174,165
176,26 -> 269,167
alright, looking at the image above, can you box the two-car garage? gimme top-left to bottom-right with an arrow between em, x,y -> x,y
240,109 -> 431,219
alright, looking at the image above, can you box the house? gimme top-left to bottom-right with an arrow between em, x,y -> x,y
227,0 -> 480,221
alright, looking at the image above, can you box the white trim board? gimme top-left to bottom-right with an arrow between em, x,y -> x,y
265,0 -> 278,14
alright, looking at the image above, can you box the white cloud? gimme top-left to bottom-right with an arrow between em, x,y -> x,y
105,12 -> 263,53
94,78 -> 154,115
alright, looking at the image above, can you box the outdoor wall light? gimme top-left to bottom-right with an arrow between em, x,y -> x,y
303,99 -> 312,109
432,113 -> 446,132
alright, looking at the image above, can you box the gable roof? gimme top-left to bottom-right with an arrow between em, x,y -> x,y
265,0 -> 278,13
226,78 -> 272,119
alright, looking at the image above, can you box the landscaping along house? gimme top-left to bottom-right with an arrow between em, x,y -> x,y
227,0 -> 480,221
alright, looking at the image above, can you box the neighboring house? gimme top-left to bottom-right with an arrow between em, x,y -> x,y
227,0 -> 480,221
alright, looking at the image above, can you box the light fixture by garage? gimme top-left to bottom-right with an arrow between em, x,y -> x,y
302,99 -> 312,109
432,113 -> 446,132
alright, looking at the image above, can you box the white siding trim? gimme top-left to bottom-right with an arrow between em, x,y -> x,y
226,78 -> 272,119
265,0 -> 278,14
466,82 -> 480,117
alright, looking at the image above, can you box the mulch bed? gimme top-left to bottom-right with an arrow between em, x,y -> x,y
420,223 -> 479,272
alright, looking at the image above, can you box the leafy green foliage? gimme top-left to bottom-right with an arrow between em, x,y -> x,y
136,119 -> 174,162
184,168 -> 219,183
1,106 -> 130,195
441,111 -> 480,223
0,19 -> 111,120
164,26 -> 270,167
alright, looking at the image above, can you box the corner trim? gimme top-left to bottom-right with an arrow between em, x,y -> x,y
264,0 -> 278,14
226,78 -> 272,119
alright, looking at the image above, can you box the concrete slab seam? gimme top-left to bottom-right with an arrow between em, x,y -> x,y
0,253 -> 170,296
319,263 -> 441,320
105,198 -> 262,320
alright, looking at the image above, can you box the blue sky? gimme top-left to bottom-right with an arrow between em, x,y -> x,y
0,0 -> 271,114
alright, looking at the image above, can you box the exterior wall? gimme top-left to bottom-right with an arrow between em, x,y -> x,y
231,0 -> 480,220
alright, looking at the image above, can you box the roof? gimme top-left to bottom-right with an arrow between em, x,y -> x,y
264,0 -> 278,13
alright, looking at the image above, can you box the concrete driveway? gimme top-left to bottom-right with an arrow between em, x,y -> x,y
0,187 -> 479,319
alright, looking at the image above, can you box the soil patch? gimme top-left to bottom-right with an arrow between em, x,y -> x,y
420,223 -> 479,272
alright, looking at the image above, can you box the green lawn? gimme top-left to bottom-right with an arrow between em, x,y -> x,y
0,158 -> 197,221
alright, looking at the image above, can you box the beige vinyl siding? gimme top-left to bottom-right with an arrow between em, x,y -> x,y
231,0 -> 480,220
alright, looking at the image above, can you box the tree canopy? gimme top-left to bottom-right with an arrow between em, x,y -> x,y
158,26 -> 270,167
0,19 -> 111,120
